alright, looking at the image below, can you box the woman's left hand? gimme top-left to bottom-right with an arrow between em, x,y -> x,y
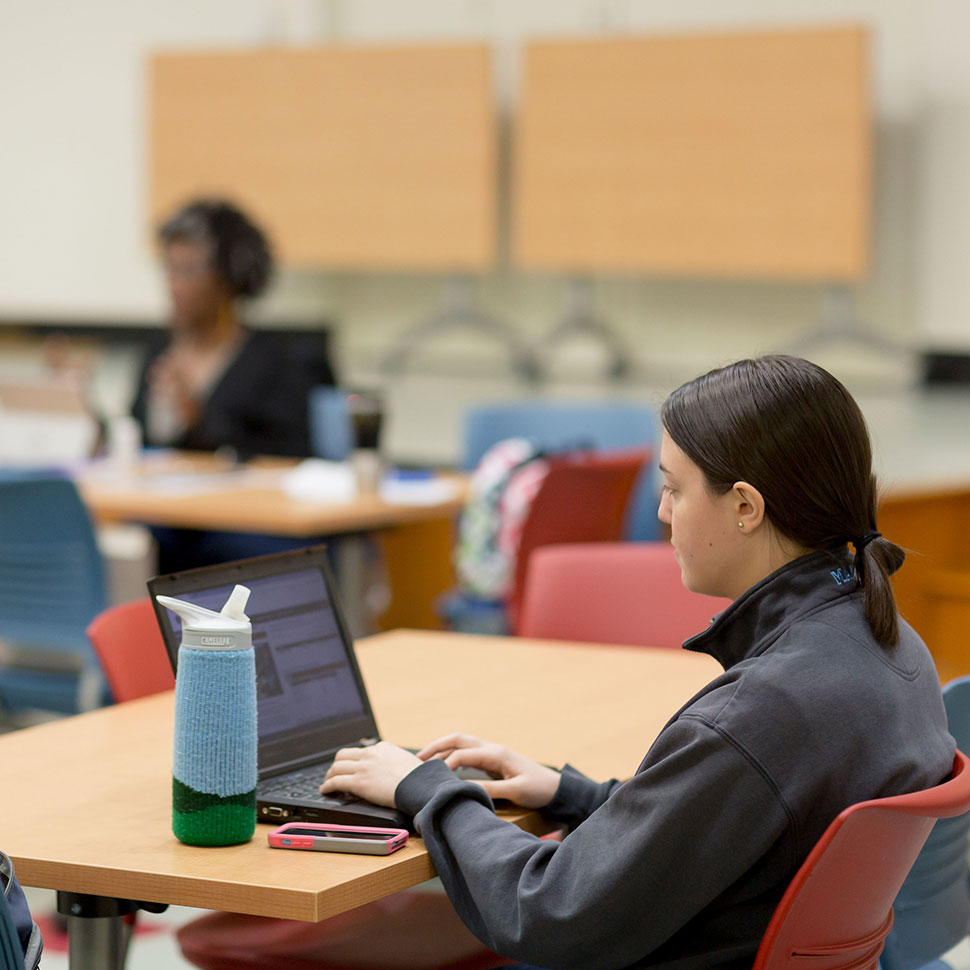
319,742 -> 423,807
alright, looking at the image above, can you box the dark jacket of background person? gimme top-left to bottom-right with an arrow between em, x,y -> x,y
394,549 -> 955,970
131,328 -> 335,459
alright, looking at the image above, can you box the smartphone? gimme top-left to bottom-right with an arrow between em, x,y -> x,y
267,822 -> 409,855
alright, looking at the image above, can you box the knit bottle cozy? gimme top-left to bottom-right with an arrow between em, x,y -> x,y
172,646 -> 258,846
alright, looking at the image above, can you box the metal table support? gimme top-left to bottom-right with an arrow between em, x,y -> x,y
788,283 -> 908,355
539,277 -> 631,380
379,276 -> 538,382
57,891 -> 168,970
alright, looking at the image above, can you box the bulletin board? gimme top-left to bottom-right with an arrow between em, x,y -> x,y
149,43 -> 496,271
512,27 -> 871,279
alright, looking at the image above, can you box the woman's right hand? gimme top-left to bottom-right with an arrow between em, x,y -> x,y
147,351 -> 199,426
417,733 -> 561,809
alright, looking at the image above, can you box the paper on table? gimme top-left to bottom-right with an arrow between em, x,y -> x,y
281,459 -> 358,503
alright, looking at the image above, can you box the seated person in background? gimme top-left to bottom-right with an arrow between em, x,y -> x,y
132,198 -> 336,572
132,197 -> 334,459
320,354 -> 955,970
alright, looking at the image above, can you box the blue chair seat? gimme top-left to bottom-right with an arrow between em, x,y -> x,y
880,674 -> 970,970
0,471 -> 109,720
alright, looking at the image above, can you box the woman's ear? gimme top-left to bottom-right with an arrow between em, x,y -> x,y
733,481 -> 766,533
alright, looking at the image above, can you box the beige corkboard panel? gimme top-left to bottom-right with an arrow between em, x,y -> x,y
513,27 -> 871,279
150,44 -> 496,270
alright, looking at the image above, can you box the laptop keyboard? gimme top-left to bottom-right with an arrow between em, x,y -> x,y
261,765 -> 358,806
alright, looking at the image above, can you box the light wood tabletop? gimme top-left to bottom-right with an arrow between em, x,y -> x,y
76,452 -> 466,538
0,629 -> 720,922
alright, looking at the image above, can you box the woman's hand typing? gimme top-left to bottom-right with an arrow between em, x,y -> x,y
418,733 -> 561,809
320,742 -> 422,808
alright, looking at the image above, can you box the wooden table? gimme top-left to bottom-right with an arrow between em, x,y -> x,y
76,453 -> 468,632
77,452 -> 466,537
0,629 -> 721,969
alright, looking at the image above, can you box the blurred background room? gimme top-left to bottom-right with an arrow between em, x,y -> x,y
4,0 -> 969,450
7,3 -> 970,968
3,0 -> 970,663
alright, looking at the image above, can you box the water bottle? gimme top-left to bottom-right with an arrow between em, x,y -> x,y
156,585 -> 258,846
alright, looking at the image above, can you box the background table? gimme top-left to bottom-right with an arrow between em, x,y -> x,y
77,453 -> 466,537
77,453 -> 468,632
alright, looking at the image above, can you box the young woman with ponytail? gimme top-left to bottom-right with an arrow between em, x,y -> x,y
657,353 -> 906,649
319,355 -> 954,970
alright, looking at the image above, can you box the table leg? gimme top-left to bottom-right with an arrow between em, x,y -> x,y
331,533 -> 380,639
66,915 -> 127,970
56,891 -> 166,970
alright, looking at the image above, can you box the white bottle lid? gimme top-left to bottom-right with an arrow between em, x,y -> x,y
156,584 -> 252,650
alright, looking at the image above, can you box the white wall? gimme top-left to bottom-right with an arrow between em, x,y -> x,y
913,0 -> 970,351
1,0 -> 968,397
0,0 -> 337,322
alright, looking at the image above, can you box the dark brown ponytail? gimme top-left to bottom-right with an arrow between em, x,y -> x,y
662,355 -> 905,647
852,525 -> 905,647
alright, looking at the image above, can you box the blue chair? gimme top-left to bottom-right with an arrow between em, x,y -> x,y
308,386 -> 354,461
461,401 -> 659,540
880,675 -> 970,970
0,470 -> 109,719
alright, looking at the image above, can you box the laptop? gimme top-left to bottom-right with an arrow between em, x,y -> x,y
147,545 -> 414,831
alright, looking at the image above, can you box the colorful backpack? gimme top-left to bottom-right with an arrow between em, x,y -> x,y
455,437 -> 550,601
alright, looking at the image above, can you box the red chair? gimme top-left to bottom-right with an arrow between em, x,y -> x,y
177,894 -> 512,970
507,448 -> 649,629
754,749 -> 970,970
516,541 -> 731,645
86,598 -> 174,701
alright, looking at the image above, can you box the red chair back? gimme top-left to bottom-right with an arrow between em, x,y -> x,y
516,541 -> 730,645
754,749 -> 970,970
86,598 -> 174,702
508,448 -> 648,627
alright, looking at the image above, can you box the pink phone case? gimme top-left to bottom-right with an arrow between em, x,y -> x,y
267,821 -> 409,855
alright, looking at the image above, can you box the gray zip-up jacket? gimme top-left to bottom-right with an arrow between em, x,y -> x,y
395,550 -> 955,970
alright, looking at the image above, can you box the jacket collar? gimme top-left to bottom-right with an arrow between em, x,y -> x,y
683,547 -> 857,669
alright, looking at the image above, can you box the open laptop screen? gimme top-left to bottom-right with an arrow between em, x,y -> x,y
148,545 -> 382,776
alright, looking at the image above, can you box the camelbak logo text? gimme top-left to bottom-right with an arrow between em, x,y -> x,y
200,635 -> 233,646
830,568 -> 852,586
